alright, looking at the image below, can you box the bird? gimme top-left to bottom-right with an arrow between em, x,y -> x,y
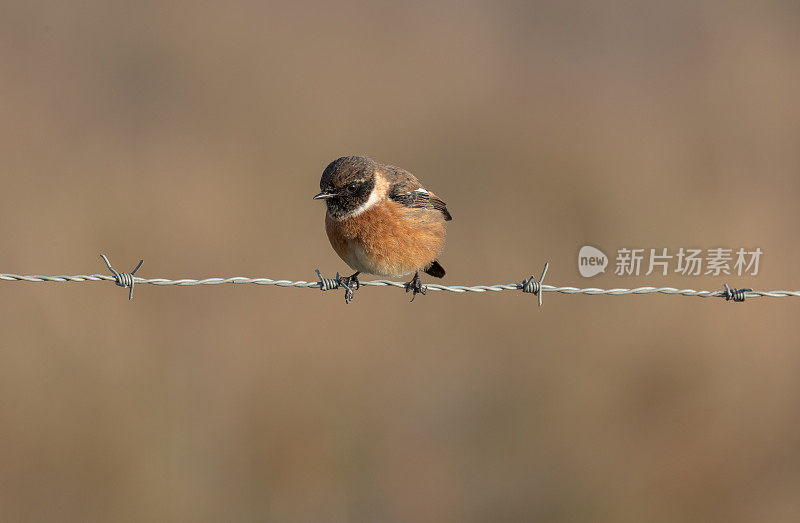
314,156 -> 452,303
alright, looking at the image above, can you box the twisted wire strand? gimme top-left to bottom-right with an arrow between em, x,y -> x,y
2,272 -> 798,299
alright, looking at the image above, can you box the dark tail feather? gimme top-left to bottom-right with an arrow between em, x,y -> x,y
424,260 -> 446,278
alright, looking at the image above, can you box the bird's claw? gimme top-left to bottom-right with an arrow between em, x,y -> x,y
404,271 -> 426,302
337,272 -> 360,304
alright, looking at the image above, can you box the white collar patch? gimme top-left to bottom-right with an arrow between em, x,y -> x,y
342,184 -> 381,219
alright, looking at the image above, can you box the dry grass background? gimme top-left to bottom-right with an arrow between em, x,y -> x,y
1,1 -> 799,521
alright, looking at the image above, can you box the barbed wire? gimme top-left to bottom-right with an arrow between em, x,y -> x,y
1,255 -> 798,305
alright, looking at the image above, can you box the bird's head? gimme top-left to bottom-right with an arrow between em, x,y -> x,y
314,156 -> 377,219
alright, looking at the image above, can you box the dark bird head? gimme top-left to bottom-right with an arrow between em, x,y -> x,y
314,156 -> 377,219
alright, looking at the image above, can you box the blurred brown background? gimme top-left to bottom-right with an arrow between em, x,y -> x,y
1,1 -> 799,521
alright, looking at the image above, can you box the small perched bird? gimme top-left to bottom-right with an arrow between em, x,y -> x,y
314,156 -> 452,303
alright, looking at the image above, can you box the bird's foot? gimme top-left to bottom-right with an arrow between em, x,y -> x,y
404,271 -> 426,302
337,271 -> 360,304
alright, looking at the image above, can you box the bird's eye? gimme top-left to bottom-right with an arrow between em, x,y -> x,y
347,182 -> 359,192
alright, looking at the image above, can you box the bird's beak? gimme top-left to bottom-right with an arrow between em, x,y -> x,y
313,191 -> 336,200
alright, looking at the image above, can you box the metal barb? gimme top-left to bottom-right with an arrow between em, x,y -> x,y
721,283 -> 752,302
100,254 -> 143,300
315,269 -> 340,291
521,261 -> 550,307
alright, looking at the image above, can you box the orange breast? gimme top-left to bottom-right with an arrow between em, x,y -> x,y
325,200 -> 446,277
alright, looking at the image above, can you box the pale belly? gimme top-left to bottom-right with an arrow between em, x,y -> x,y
338,240 -> 421,278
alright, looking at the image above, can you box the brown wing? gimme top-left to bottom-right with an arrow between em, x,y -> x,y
424,260 -> 446,278
384,165 -> 452,221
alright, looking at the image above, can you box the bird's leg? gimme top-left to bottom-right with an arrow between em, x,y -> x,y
404,270 -> 427,302
346,271 -> 361,291
337,271 -> 360,304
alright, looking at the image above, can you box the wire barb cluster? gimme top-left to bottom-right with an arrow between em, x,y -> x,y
1,253 -> 798,305
315,269 -> 341,291
100,254 -> 143,300
721,283 -> 752,302
521,262 -> 549,306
